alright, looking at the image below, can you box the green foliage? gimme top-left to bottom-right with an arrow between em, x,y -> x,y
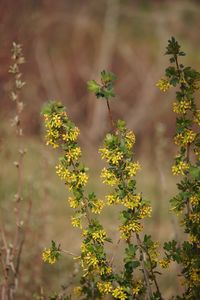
87,70 -> 116,100
42,38 -> 200,299
158,36 -> 200,299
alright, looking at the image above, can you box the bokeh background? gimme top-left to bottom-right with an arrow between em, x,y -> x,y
1,0 -> 200,299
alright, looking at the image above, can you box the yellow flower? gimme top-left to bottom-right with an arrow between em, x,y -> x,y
172,161 -> 189,176
189,212 -> 200,224
112,287 -> 127,300
42,249 -> 56,264
148,242 -> 159,263
123,193 -> 141,209
91,199 -> 104,214
194,110 -> 200,126
159,258 -> 170,269
68,197 -> 79,208
173,100 -> 191,114
189,235 -> 200,248
71,216 -> 82,228
56,164 -> 70,180
125,131 -> 136,149
110,151 -> 123,165
190,268 -> 200,284
99,265 -> 112,275
119,222 -> 143,239
190,195 -> 199,206
97,281 -> 112,294
106,194 -> 120,205
52,114 -> 62,128
126,162 -> 141,177
132,280 -> 143,296
62,127 -> 80,141
83,252 -> 98,268
101,168 -> 119,186
73,286 -> 82,296
77,172 -> 88,186
156,79 -> 172,92
99,148 -> 123,165
174,129 -> 196,146
92,229 -> 106,243
65,147 -> 81,162
138,205 -> 152,219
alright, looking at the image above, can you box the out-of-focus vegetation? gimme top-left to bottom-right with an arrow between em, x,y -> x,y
0,0 -> 200,299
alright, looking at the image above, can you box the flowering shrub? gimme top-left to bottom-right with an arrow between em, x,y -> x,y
157,37 -> 200,299
42,38 -> 200,299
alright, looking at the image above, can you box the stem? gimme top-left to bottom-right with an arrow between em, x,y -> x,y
186,144 -> 192,216
61,249 -> 77,257
136,233 -> 153,299
144,247 -> 163,299
106,99 -> 116,132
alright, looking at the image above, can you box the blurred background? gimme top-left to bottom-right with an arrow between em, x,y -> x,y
1,0 -> 200,298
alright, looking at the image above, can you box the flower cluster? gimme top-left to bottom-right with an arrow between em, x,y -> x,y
42,241 -> 61,264
156,78 -> 172,92
42,101 -> 113,299
98,119 -> 161,299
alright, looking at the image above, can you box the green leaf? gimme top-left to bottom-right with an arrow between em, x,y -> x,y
87,80 -> 100,93
101,70 -> 117,84
189,166 -> 200,180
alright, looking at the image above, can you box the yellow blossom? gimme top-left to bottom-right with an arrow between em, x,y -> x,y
125,131 -> 136,149
106,194 -> 120,205
68,197 -> 79,208
173,100 -> 191,114
91,199 -> 104,214
97,281 -> 113,294
112,286 -> 127,300
65,147 -> 81,162
156,79 -> 172,92
83,252 -> 98,268
132,280 -> 143,296
99,148 -> 123,165
159,258 -> 170,269
62,127 -> 80,141
189,235 -> 200,248
194,110 -> 200,126
172,161 -> 189,175
52,114 -> 62,128
190,268 -> 200,284
99,265 -> 112,275
56,164 -> 70,180
92,229 -> 107,243
126,161 -> 141,177
119,222 -> 143,239
71,216 -> 82,228
174,129 -> 196,146
101,168 -> 119,186
123,194 -> 141,210
42,249 -> 56,264
189,212 -> 200,224
148,242 -> 159,263
190,195 -> 199,206
110,151 -> 123,165
138,205 -> 152,218
73,286 -> 82,296
77,172 -> 88,186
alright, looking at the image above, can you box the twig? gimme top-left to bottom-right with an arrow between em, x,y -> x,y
106,99 -> 116,132
136,233 -> 153,299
